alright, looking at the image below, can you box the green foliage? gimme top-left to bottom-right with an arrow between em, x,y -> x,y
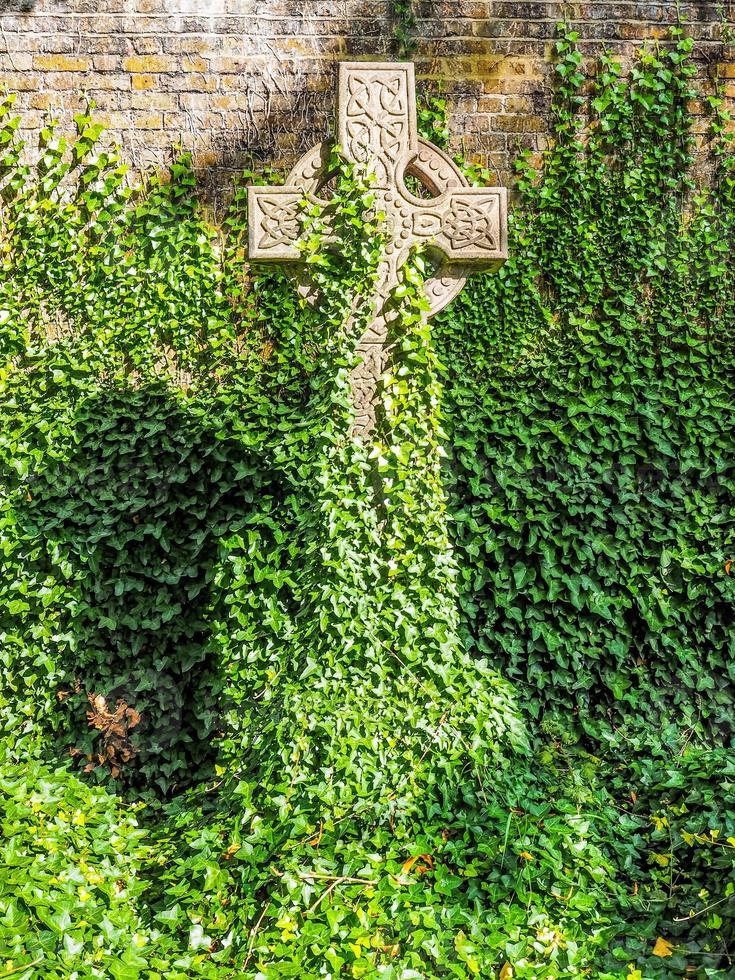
390,0 -> 417,60
436,28 -> 735,747
0,758 -> 154,979
417,92 -> 451,152
0,104 -> 262,789
1,26 -> 734,979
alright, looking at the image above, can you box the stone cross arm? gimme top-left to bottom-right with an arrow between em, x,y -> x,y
249,182 -> 506,264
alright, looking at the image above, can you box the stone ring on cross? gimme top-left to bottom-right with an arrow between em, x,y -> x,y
248,62 -> 508,439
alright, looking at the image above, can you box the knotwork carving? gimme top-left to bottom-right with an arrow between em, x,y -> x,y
257,197 -> 301,250
345,72 -> 408,171
444,197 -> 499,252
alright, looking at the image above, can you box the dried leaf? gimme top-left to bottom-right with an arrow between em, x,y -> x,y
221,843 -> 241,861
82,692 -> 140,778
401,855 -> 420,875
653,937 -> 674,957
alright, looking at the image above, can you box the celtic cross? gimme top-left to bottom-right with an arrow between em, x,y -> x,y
248,62 -> 507,439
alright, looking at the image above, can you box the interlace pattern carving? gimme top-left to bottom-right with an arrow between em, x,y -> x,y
257,197 -> 301,250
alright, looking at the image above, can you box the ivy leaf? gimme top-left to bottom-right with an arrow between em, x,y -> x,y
652,937 -> 675,957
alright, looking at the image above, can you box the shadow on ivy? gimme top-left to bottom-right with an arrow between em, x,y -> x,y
10,383 -> 277,796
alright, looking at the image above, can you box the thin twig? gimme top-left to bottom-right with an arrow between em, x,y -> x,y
306,877 -> 341,916
674,893 -> 734,922
0,960 -> 43,979
298,872 -> 374,884
242,903 -> 269,970
500,810 -> 513,871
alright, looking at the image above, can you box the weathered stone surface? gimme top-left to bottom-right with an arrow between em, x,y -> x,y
249,61 -> 507,439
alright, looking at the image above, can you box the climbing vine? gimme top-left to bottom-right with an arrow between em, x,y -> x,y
436,29 -> 735,748
1,26 -> 735,980
390,0 -> 417,60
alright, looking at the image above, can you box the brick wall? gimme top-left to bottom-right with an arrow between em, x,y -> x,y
0,0 -> 733,208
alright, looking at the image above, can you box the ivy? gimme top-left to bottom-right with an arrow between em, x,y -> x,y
0,26 -> 734,979
390,0 -> 417,61
436,29 -> 735,749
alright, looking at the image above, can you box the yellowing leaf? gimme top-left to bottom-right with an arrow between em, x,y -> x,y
500,963 -> 514,979
400,853 -> 434,876
401,855 -> 419,875
221,842 -> 240,861
519,850 -> 534,861
626,967 -> 643,980
651,852 -> 671,867
652,937 -> 674,957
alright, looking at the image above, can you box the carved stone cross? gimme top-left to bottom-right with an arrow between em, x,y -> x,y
249,62 -> 507,439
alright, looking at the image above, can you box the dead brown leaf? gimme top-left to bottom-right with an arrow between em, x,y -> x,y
80,692 -> 142,779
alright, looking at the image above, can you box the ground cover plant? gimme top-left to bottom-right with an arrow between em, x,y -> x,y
1,27 -> 734,979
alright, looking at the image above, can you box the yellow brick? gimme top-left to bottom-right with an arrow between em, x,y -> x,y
30,92 -> 53,110
211,95 -> 239,110
493,57 -> 543,80
43,72 -> 80,91
181,56 -> 207,73
93,111 -> 131,130
132,73 -> 157,90
93,75 -> 130,92
483,79 -> 539,96
505,95 -> 534,113
306,73 -> 332,93
478,96 -> 502,112
220,74 -> 246,90
34,54 -> 90,72
136,113 -> 163,130
123,55 -> 174,74
494,115 -> 547,133
132,92 -> 176,111
281,38 -> 312,55
171,73 -> 218,93
0,73 -> 39,92
193,150 -> 219,168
